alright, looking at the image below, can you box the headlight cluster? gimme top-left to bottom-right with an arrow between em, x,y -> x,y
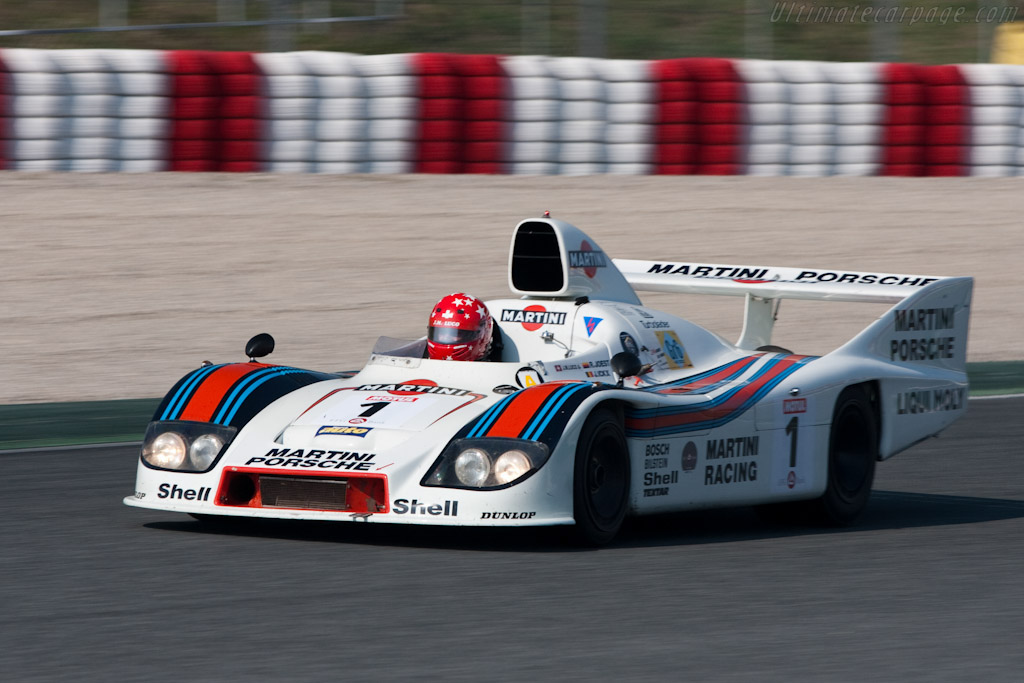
140,421 -> 237,472
423,438 -> 550,490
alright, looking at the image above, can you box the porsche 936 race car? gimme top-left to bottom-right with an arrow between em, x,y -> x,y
124,216 -> 973,544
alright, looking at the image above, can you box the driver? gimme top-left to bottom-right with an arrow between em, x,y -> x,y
427,292 -> 496,361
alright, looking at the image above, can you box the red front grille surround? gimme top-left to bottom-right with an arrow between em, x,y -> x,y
215,467 -> 389,514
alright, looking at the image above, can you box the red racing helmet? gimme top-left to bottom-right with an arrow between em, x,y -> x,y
427,293 -> 494,361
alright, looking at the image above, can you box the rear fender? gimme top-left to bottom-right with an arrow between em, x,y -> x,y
833,276 -> 973,458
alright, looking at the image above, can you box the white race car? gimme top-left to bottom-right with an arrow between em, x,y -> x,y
124,216 -> 973,544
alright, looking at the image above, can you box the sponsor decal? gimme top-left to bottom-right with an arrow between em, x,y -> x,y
706,436 -> 759,460
646,263 -> 940,288
897,387 -> 965,415
644,471 -> 679,487
705,461 -> 758,486
620,332 -> 639,356
501,306 -> 567,331
515,367 -> 544,388
889,337 -> 955,362
157,484 -> 212,502
365,395 -> 418,403
316,425 -> 373,438
643,487 -> 669,497
704,436 -> 759,485
889,306 -> 957,363
569,240 -> 606,278
682,441 -> 698,472
644,443 -> 670,470
656,330 -> 693,369
647,263 -> 771,281
894,307 -> 956,332
133,491 -> 146,499
778,470 -> 808,490
795,271 -> 937,287
481,511 -> 537,520
584,316 -> 603,337
783,398 -> 807,414
246,448 -> 376,471
357,380 -> 470,397
392,498 -> 458,516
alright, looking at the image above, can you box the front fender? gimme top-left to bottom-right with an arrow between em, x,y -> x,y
152,362 -> 341,430
451,380 -> 617,452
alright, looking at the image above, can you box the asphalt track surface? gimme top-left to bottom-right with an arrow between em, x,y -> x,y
2,396 -> 1021,682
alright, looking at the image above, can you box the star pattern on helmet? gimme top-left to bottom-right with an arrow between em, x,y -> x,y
476,305 -> 486,317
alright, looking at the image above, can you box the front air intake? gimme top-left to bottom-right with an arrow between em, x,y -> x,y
261,475 -> 349,511
215,470 -> 388,513
510,222 -> 564,293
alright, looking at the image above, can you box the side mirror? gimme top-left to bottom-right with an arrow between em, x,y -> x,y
610,351 -> 643,386
245,333 -> 275,361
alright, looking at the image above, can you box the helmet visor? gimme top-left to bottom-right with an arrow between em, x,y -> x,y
428,325 -> 482,345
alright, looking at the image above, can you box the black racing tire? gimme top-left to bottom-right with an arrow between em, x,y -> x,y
811,385 -> 878,526
571,407 -> 631,546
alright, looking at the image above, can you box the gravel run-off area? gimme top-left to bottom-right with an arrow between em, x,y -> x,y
2,173 -> 1019,404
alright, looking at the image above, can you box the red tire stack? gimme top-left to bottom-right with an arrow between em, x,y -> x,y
652,59 -> 699,175
921,64 -> 969,177
413,53 -> 464,173
459,54 -> 506,174
168,51 -> 220,171
690,58 -> 745,175
212,51 -> 262,172
880,63 -> 926,176
168,50 -> 263,172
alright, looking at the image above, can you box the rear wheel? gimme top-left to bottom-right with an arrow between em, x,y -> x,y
811,385 -> 878,525
572,407 -> 630,545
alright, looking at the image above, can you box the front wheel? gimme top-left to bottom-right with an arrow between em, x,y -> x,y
572,407 -> 630,545
811,385 -> 878,525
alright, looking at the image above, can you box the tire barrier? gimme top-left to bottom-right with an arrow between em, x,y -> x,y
1,48 -> 170,172
2,48 -> 1024,176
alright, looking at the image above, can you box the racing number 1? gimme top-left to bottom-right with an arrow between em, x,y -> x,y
785,416 -> 799,468
358,402 -> 388,418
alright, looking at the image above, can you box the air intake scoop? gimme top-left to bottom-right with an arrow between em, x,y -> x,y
507,217 -> 640,304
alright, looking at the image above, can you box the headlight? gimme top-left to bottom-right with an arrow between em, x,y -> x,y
140,421 -> 237,472
423,438 -> 550,490
454,448 -> 491,486
494,450 -> 531,485
190,434 -> 224,470
144,432 -> 187,469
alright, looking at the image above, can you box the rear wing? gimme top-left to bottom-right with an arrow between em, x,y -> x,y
613,259 -> 962,350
